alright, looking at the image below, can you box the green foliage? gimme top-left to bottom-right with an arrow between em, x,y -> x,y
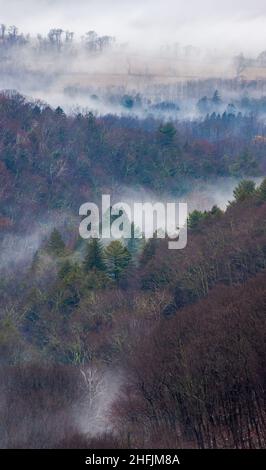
258,177 -> 266,200
126,222 -> 143,260
85,270 -> 111,289
188,205 -> 223,230
187,210 -> 206,230
1,92 -> 266,226
104,240 -> 131,281
56,262 -> 85,312
46,229 -> 66,257
229,151 -> 259,176
158,122 -> 176,146
0,91 -> 266,448
209,204 -> 223,217
30,250 -> 41,275
58,260 -> 78,280
233,179 -> 256,202
83,239 -> 106,272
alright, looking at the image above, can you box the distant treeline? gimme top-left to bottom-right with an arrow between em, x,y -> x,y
0,24 -> 115,53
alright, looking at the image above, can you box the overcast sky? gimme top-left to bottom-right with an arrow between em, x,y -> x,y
1,0 -> 266,54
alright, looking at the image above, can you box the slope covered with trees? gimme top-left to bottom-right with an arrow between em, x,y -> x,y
0,91 -> 265,236
0,174 -> 266,448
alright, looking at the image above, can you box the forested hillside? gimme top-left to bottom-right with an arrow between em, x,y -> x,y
0,169 -> 265,448
1,0 -> 266,456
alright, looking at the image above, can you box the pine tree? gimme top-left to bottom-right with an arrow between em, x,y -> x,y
197,96 -> 209,114
46,229 -> 66,256
58,260 -> 74,280
212,89 -> 221,106
83,238 -> 106,273
158,122 -> 176,146
104,240 -> 131,281
30,250 -> 41,275
233,180 -> 256,202
259,177 -> 266,200
127,222 -> 142,259
187,210 -> 206,230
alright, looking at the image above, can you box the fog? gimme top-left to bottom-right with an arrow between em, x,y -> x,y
2,178 -> 257,273
1,0 -> 266,54
1,2 -> 266,115
0,5 -> 265,270
78,366 -> 123,437
0,0 -> 265,451
0,364 -> 123,447
0,210 -> 79,273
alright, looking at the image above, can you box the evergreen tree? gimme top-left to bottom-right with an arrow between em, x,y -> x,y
83,238 -> 106,272
127,222 -> 142,259
30,250 -> 41,275
58,260 -> 75,280
46,229 -> 66,256
55,106 -> 65,116
233,180 -> 256,202
259,177 -> 266,200
229,151 -> 258,177
121,94 -> 134,109
158,122 -> 176,146
197,96 -> 209,114
212,89 -> 221,106
187,210 -> 206,230
104,240 -> 131,281
209,205 -> 223,217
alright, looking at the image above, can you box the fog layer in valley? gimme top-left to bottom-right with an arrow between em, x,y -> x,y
1,0 -> 266,116
0,1 -> 266,449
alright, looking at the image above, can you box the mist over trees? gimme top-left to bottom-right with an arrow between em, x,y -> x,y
0,24 -> 265,448
0,176 -> 266,448
2,24 -> 266,121
0,23 -> 115,53
0,91 -> 265,241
